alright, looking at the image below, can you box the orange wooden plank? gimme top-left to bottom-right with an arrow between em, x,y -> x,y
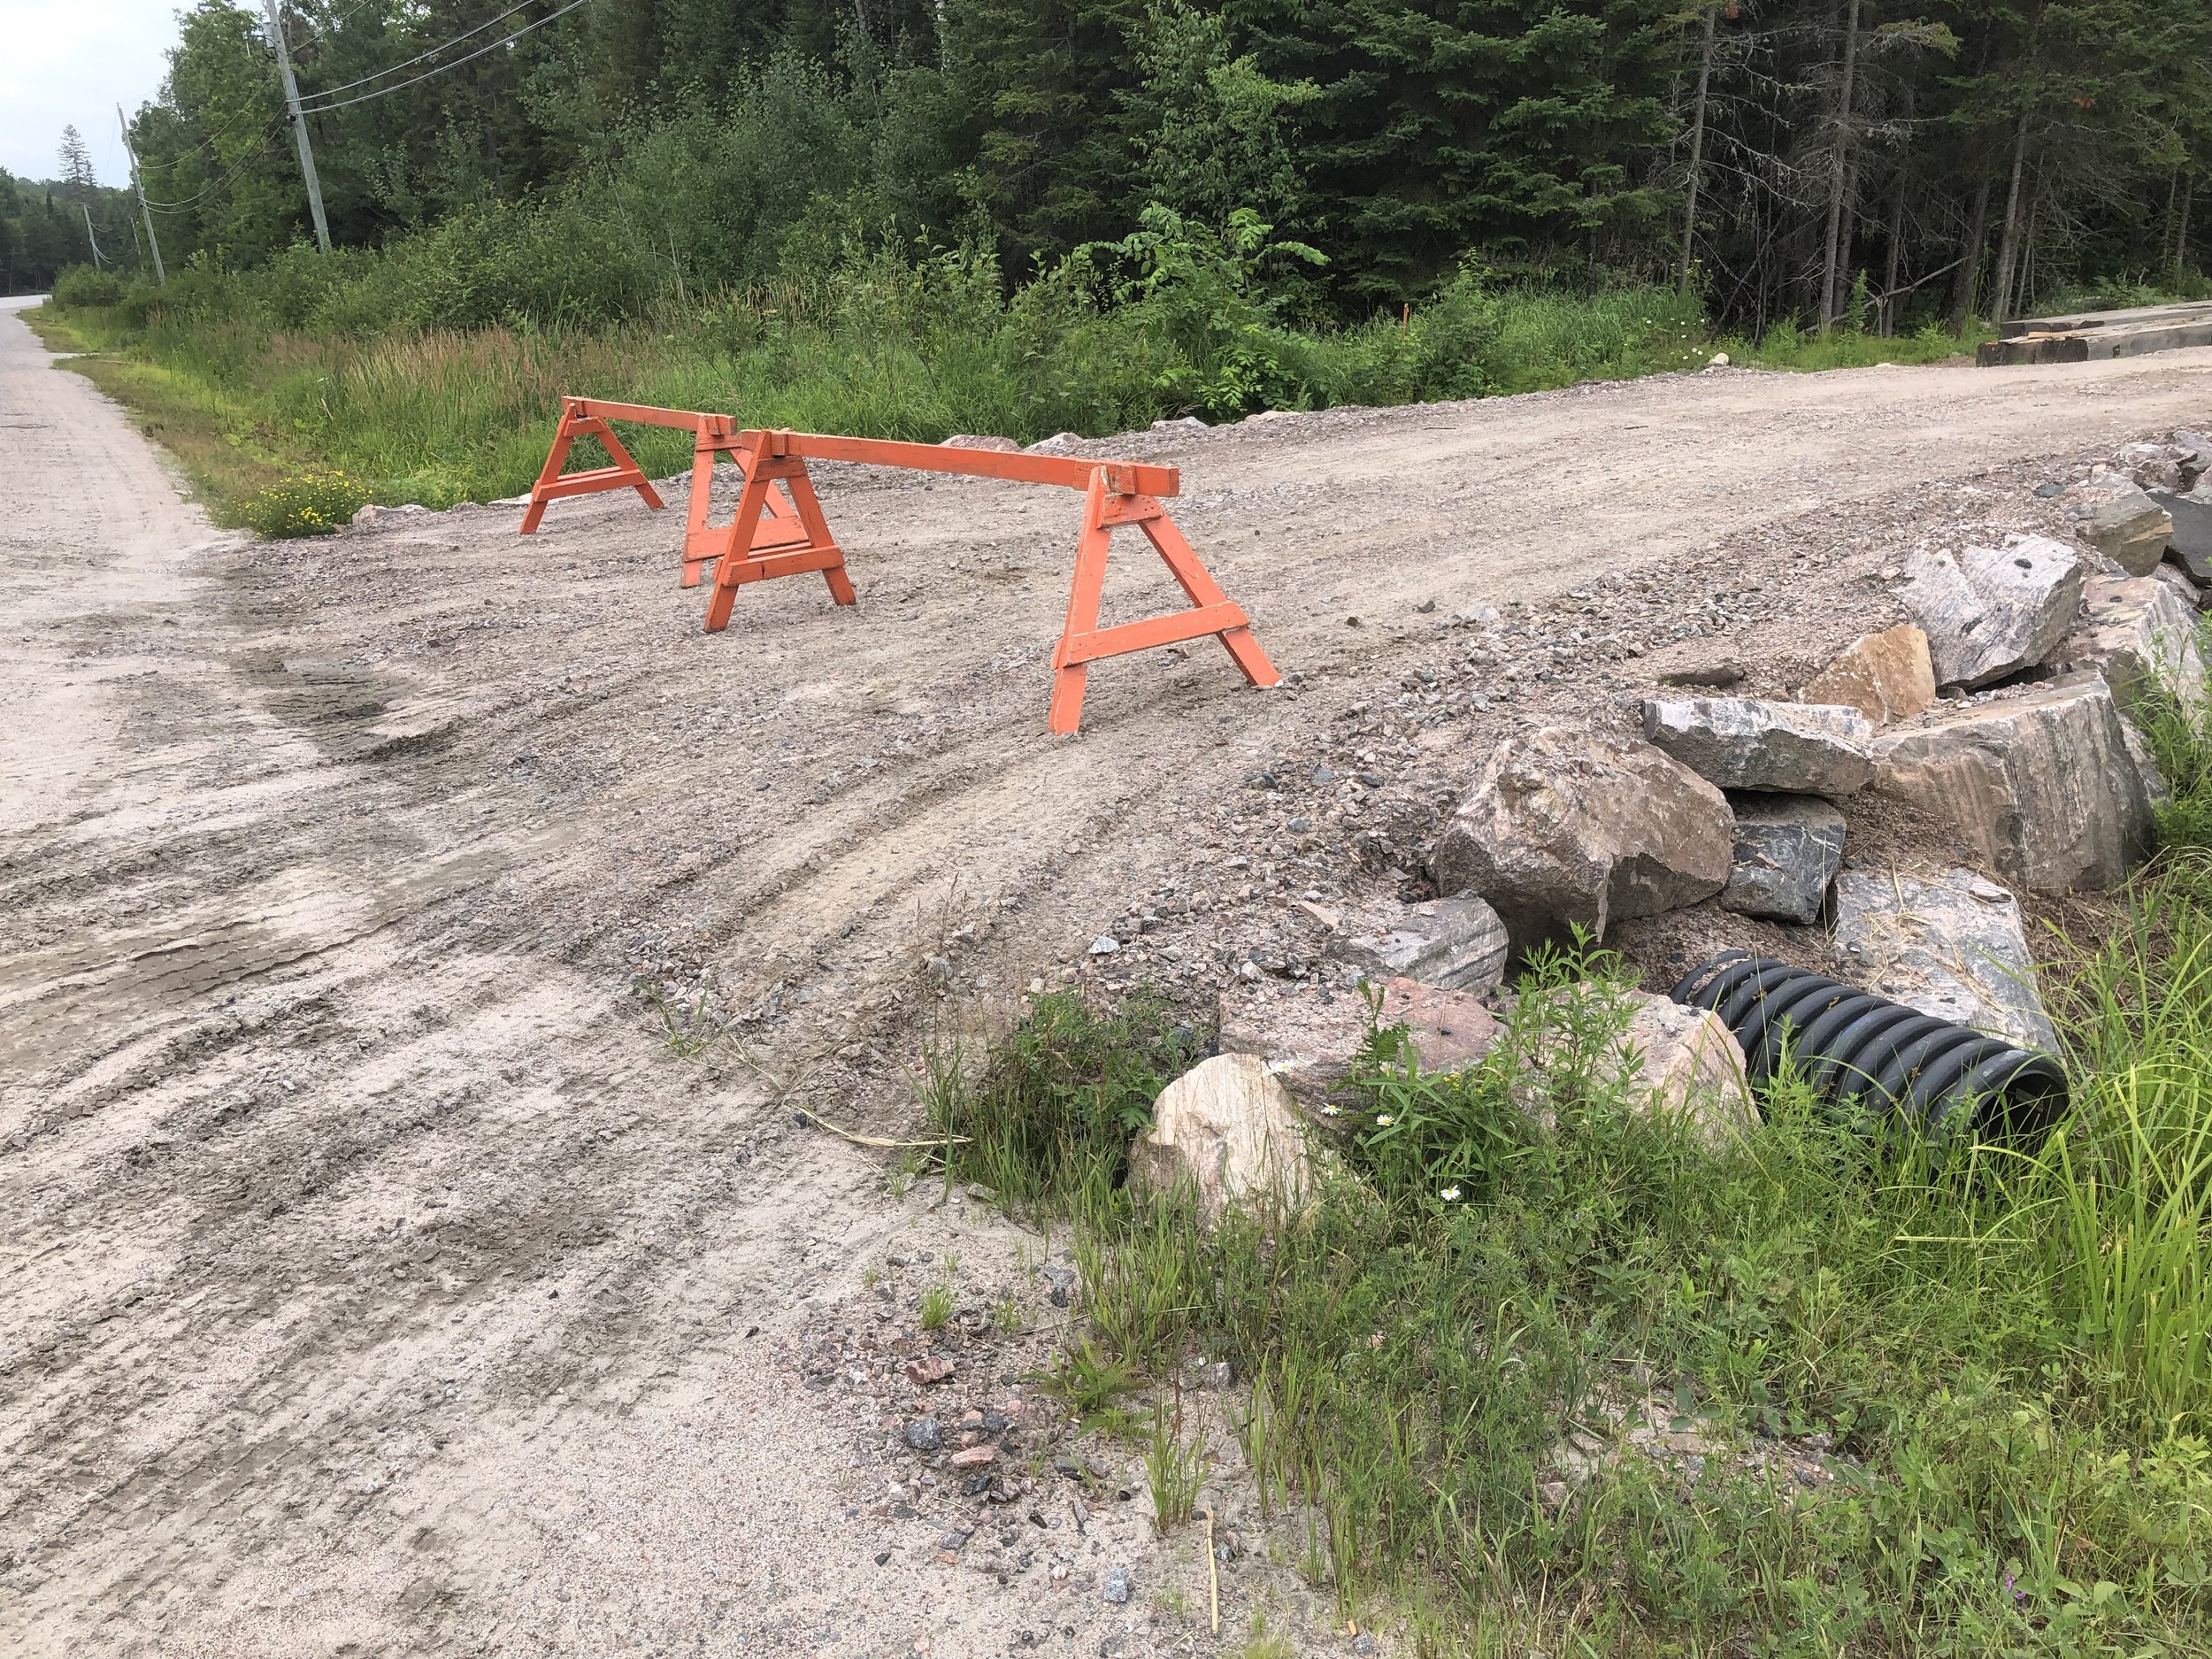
572,399 -> 726,429
747,431 -> 1179,498
1060,602 -> 1249,664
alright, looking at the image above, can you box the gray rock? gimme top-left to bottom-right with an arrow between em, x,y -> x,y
2152,562 -> 2208,614
2152,487 -> 2212,587
1643,697 -> 1877,795
1331,894 -> 1510,994
1894,535 -> 2086,688
1102,1565 -> 1133,1604
904,1417 -> 943,1452
1719,795 -> 1847,924
2070,478 -> 2175,576
1870,673 -> 2152,893
1431,728 -> 1734,951
1087,935 -> 1120,956
1832,868 -> 2058,1054
2045,573 -> 2207,718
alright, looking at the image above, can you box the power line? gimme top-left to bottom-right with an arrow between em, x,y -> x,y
120,0 -> 384,174
296,0 -> 597,112
298,0 -> 541,104
141,124 -> 287,212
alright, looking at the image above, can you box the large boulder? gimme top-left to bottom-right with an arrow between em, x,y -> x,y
1217,978 -> 1498,1104
1799,624 -> 1939,726
1832,868 -> 2058,1054
1431,728 -> 1734,952
2069,477 -> 2175,577
2045,572 -> 2207,718
1894,535 -> 2086,688
1128,1053 -> 1317,1223
1330,894 -> 1509,995
1720,795 -> 1847,924
1643,696 -> 1876,795
1870,673 -> 2152,893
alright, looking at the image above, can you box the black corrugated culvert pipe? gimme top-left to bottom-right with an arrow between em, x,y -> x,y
1669,950 -> 2070,1144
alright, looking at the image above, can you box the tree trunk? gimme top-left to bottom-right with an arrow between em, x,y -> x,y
1881,172 -> 1907,336
2179,173 -> 2196,280
1988,110 -> 2031,325
1950,178 -> 1991,331
1678,4 -> 1719,296
1818,0 -> 1863,333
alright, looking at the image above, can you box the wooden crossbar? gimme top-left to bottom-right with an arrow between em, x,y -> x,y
744,429 -> 1179,498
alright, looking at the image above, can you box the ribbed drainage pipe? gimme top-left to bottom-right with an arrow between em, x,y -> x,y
1668,950 -> 2069,1142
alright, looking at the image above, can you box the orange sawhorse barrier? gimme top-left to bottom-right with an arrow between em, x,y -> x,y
518,399 -> 814,583
518,403 -> 1279,733
517,396 -> 667,532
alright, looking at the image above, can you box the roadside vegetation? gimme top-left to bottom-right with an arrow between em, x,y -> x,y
33,232 -> 1989,534
912,696 -> 2212,1654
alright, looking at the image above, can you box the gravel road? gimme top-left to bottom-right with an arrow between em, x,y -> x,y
4,288 -> 2208,1656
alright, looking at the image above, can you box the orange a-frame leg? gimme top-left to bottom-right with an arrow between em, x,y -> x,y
1047,469 -> 1279,735
700,435 -> 856,630
518,397 -> 665,534
680,418 -> 815,589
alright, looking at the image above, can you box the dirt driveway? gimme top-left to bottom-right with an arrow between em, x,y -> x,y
4,291 -> 2208,1657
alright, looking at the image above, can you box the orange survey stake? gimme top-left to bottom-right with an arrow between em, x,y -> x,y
518,403 -> 1279,733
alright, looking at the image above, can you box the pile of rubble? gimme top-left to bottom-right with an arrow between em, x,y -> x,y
1133,430 -> 2212,1213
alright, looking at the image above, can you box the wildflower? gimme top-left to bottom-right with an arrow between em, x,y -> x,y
1440,1185 -> 1462,1202
1320,1104 -> 1340,1118
1374,1113 -> 1394,1127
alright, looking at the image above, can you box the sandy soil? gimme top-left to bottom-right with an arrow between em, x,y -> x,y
4,286 -> 2209,1657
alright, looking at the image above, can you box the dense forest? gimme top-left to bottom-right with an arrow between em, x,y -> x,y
1,126 -> 142,294
103,0 -> 2212,333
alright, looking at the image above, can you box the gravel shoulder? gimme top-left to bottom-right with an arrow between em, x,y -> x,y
4,293 -> 2208,1656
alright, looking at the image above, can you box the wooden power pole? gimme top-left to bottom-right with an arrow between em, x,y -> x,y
118,104 -> 165,286
262,0 -> 332,253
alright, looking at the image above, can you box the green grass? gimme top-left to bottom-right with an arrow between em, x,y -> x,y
31,241 -> 1989,535
935,905 -> 2212,1654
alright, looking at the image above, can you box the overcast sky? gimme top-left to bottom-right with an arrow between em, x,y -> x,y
1,0 -> 183,186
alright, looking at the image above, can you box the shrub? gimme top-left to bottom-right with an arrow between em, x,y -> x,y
242,468 -> 369,538
50,265 -> 124,309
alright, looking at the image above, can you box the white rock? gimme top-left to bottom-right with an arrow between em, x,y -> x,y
1127,1054 -> 1317,1223
1894,535 -> 2086,688
1618,994 -> 1755,1143
1642,696 -> 1876,795
1870,672 -> 2152,892
1832,868 -> 2057,1053
1525,991 -> 1752,1147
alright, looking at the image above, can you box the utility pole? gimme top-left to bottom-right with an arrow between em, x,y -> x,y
80,204 -> 106,267
118,103 -> 165,286
262,0 -> 332,253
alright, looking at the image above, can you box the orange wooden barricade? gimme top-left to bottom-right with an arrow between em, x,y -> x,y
517,396 -> 668,532
518,404 -> 1278,733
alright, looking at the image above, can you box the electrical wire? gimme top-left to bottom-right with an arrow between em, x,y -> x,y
125,0 -> 385,174
296,0 -> 598,111
141,122 -> 288,212
296,0 -> 541,104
